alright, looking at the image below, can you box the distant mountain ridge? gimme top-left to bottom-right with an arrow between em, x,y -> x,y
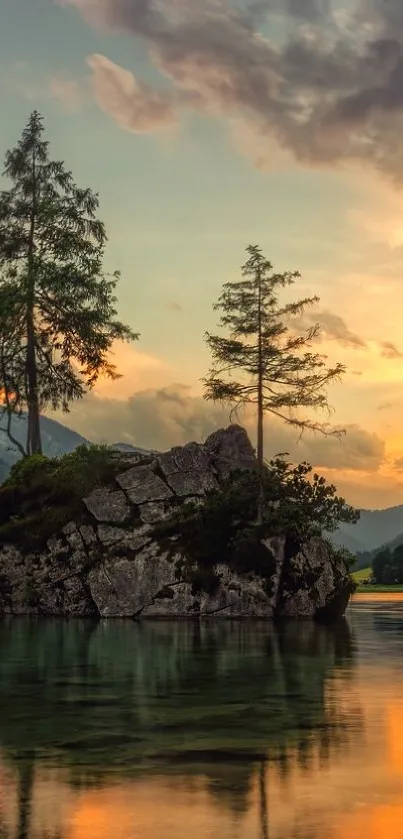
0,416 -> 156,484
0,414 -> 90,483
111,442 -> 156,456
330,505 -> 403,556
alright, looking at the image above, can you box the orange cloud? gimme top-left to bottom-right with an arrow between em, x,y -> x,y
86,54 -> 178,134
94,342 -> 172,399
347,172 -> 403,251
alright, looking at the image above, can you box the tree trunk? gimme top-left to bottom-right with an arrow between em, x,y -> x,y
26,145 -> 42,456
257,384 -> 264,524
26,316 -> 41,456
257,267 -> 264,525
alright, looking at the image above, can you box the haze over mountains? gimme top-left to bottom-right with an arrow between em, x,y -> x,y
0,414 -> 89,483
331,509 -> 403,555
1,415 -> 403,557
0,415 -> 152,483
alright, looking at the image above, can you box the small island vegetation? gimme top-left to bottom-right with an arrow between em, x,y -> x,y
0,444 -> 129,551
153,455 -> 358,596
0,113 -> 361,604
0,438 -> 358,606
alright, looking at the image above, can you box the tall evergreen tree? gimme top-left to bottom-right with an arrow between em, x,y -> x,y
0,111 -> 138,456
203,244 -> 346,522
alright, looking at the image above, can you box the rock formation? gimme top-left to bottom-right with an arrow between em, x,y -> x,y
0,425 -> 352,619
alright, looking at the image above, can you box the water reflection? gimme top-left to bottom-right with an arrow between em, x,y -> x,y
0,616 -> 362,838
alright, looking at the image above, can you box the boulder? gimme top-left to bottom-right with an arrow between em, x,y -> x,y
116,464 -> 173,504
205,425 -> 258,479
275,538 -> 352,619
83,488 -> 130,523
0,425 -> 353,620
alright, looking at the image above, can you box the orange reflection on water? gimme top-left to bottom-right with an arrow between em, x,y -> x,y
336,804 -> 403,839
67,778 -> 258,839
352,592 -> 403,603
268,671 -> 403,839
5,604 -> 403,839
0,766 -> 259,839
2,735 -> 403,839
386,703 -> 403,773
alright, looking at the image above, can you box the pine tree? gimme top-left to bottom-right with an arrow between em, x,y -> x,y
0,111 -> 138,455
203,244 -> 346,523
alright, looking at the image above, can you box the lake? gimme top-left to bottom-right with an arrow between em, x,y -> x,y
0,594 -> 402,838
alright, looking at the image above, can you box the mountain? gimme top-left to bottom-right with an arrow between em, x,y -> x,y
0,414 -> 89,482
352,530 -> 403,568
112,442 -> 156,456
327,528 -> 367,555
0,417 -> 157,484
376,530 -> 403,554
330,505 -> 403,556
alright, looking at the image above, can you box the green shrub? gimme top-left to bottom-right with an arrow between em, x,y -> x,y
153,460 -> 358,590
7,454 -> 51,488
0,444 -> 125,551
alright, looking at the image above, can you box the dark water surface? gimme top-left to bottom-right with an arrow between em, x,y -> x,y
0,594 -> 403,838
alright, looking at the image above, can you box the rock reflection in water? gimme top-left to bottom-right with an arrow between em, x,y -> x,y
0,617 -> 359,839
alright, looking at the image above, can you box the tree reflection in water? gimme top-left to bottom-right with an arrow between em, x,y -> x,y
0,617 -> 362,838
16,756 -> 34,839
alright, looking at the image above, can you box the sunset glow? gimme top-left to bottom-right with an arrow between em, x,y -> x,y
3,0 -> 403,506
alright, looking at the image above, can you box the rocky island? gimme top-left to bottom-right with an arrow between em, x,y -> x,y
0,426 -> 353,619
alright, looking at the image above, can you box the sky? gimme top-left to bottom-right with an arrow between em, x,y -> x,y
3,0 -> 403,507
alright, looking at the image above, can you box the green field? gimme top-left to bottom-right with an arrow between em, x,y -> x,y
354,585 -> 403,593
352,566 -> 403,593
352,567 -> 371,582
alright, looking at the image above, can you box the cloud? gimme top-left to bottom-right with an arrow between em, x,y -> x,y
93,344 -> 171,400
325,465 -> 403,509
309,310 -> 367,349
393,456 -> 403,471
49,77 -> 84,111
290,423 -> 385,472
60,382 -> 385,473
291,308 -> 367,349
86,53 -> 177,132
379,341 -> 403,358
377,400 -> 396,411
62,384 -> 228,450
165,300 -> 183,312
0,62 -> 85,112
59,0 -> 403,180
292,309 -> 403,362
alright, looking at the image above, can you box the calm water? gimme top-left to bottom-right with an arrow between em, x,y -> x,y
1,596 -> 403,838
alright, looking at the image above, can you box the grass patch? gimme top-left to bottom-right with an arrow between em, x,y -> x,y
352,567 -> 371,582
355,584 -> 403,593
350,566 -> 403,591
